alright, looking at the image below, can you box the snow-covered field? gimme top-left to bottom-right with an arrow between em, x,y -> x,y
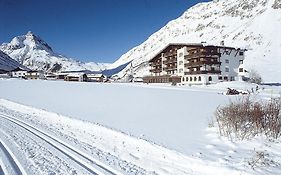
0,79 -> 281,174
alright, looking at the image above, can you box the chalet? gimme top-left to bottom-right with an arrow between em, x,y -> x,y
0,73 -> 11,78
56,72 -> 69,80
26,70 -> 44,80
143,43 -> 246,85
44,73 -> 57,80
87,73 -> 106,82
11,67 -> 28,79
132,77 -> 143,83
64,73 -> 87,82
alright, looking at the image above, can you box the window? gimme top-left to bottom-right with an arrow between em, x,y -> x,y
179,61 -> 183,65
225,59 -> 229,64
194,77 -> 197,81
239,60 -> 243,64
239,68 -> 243,72
225,67 -> 229,72
190,77 -> 193,81
218,76 -> 223,80
208,76 -> 212,81
224,76 -> 228,81
239,51 -> 244,56
179,53 -> 183,57
224,50 -> 231,55
179,69 -> 183,73
198,76 -> 201,81
186,77 -> 189,81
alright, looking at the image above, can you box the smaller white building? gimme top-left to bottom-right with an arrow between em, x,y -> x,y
11,67 -> 28,79
26,71 -> 45,80
65,73 -> 87,82
132,77 -> 143,83
237,63 -> 249,81
87,73 -> 106,82
44,73 -> 57,80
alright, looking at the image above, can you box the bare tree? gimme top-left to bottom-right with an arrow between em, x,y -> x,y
248,69 -> 262,84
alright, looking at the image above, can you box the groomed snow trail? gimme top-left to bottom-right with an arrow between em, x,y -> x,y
0,112 -> 122,175
0,137 -> 27,175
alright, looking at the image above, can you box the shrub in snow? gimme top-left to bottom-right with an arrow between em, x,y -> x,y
247,150 -> 273,169
215,96 -> 281,140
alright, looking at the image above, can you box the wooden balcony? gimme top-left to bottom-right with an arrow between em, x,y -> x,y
163,52 -> 177,57
149,69 -> 162,73
149,62 -> 162,67
163,65 -> 177,71
185,70 -> 221,75
163,59 -> 177,64
185,60 -> 221,67
185,53 -> 220,60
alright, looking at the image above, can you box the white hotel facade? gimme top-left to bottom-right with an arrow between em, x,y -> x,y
143,43 -> 246,85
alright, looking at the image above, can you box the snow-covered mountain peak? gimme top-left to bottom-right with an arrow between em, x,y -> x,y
7,31 -> 53,53
0,32 -> 109,72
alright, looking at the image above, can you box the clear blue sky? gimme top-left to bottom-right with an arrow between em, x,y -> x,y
0,0 -> 209,63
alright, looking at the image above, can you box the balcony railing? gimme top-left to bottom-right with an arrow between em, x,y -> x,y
185,70 -> 221,75
163,52 -> 177,57
149,68 -> 162,73
163,66 -> 177,71
185,60 -> 221,67
163,59 -> 177,64
149,63 -> 162,67
185,53 -> 220,60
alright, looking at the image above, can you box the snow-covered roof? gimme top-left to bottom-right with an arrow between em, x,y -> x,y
66,73 -> 86,77
56,72 -> 69,76
87,73 -> 105,78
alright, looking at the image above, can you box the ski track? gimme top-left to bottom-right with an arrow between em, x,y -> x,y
0,136 -> 27,175
0,112 -> 122,175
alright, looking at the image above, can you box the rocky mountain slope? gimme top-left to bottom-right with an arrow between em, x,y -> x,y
109,0 -> 281,82
0,31 -> 108,72
0,50 -> 27,73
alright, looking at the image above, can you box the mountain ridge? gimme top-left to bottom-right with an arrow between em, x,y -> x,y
109,0 -> 281,82
0,50 -> 27,73
0,31 -> 109,72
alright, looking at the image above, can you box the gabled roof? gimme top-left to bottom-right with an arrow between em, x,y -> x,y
87,73 -> 105,78
66,73 -> 86,77
11,67 -> 28,72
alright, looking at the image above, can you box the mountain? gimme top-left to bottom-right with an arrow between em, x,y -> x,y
0,31 -> 109,72
0,50 -> 27,73
109,0 -> 281,83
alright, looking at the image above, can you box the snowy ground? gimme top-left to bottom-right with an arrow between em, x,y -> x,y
0,79 -> 281,174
